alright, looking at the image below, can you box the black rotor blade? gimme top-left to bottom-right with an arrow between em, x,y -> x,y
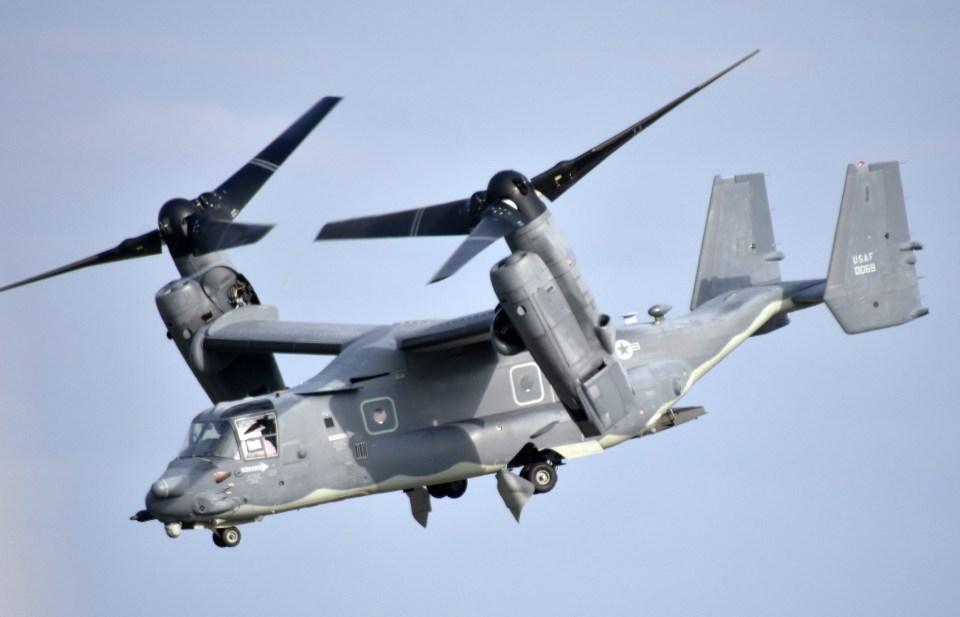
2,96 -> 339,293
191,219 -> 275,255
531,50 -> 759,202
429,207 -> 525,284
0,229 -> 162,293
317,52 -> 757,245
317,198 -> 469,240
213,96 -> 341,215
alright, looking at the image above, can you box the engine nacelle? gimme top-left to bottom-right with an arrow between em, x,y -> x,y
505,210 -> 602,342
156,265 -> 284,402
491,251 -> 604,418
491,250 -> 639,436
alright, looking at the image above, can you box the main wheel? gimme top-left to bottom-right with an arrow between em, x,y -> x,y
522,462 -> 557,494
427,484 -> 447,499
444,479 -> 468,499
215,526 -> 241,548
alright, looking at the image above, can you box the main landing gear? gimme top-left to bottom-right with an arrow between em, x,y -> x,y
520,461 -> 558,494
496,458 -> 559,522
212,526 -> 241,548
508,444 -> 561,495
427,479 -> 468,499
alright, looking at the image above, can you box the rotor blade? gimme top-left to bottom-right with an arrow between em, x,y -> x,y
531,50 -> 759,202
192,219 -> 275,255
0,229 -> 162,293
213,96 -> 341,214
317,198 -> 470,240
429,207 -> 524,284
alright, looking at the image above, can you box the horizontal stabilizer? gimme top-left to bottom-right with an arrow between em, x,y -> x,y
691,173 -> 782,310
824,162 -> 927,333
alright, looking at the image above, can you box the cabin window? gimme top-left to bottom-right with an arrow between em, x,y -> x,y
234,413 -> 279,460
360,397 -> 398,435
509,362 -> 545,405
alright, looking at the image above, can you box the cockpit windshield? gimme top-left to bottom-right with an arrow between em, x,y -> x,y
179,421 -> 240,460
178,411 -> 280,461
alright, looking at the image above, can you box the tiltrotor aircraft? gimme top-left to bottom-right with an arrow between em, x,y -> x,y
1,51 -> 927,548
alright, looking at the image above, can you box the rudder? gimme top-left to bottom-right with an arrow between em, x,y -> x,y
691,173 -> 784,310
824,161 -> 927,333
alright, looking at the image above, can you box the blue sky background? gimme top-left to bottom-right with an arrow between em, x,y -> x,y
1,2 -> 957,616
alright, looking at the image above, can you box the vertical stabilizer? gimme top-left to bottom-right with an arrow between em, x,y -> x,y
824,162 -> 927,333
691,173 -> 783,310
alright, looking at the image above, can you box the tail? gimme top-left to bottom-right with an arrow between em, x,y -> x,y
823,161 -> 928,333
689,162 -> 927,335
690,173 -> 784,310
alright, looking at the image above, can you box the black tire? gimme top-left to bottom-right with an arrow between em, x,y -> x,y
522,462 -> 557,494
218,526 -> 241,548
212,532 -> 225,548
427,484 -> 447,499
444,479 -> 468,499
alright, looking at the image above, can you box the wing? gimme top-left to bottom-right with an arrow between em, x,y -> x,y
201,306 -> 495,356
200,305 -> 381,355
398,310 -> 494,352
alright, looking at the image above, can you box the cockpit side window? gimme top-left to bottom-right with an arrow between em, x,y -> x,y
234,413 -> 279,460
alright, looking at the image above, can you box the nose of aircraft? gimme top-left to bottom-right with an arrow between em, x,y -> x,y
151,474 -> 190,499
144,478 -> 195,522
140,461 -> 243,525
141,461 -> 208,522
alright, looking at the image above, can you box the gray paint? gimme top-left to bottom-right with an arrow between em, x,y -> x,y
691,173 -> 782,310
825,162 -> 927,332
138,161 -> 925,544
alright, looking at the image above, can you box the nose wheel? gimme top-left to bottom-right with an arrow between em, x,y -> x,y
212,526 -> 241,548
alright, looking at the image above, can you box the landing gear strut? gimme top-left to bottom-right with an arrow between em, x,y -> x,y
212,526 -> 241,548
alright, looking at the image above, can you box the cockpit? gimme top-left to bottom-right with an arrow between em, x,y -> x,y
179,420 -> 240,460
178,400 -> 279,461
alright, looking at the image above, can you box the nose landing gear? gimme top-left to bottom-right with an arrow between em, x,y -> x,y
212,526 -> 241,548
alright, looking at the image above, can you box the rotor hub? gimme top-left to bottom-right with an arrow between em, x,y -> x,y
158,198 -> 201,258
486,170 -> 545,222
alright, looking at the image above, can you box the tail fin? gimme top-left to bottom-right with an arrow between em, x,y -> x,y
691,173 -> 784,310
824,161 -> 927,333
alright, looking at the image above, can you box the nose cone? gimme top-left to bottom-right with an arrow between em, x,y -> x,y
151,474 -> 189,499
145,493 -> 178,522
144,461 -> 241,523
145,480 -> 194,523
144,463 -> 204,522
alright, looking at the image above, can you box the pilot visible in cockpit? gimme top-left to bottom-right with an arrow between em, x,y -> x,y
235,415 -> 278,459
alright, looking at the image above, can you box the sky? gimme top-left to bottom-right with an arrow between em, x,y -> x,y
1,2 -> 957,616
